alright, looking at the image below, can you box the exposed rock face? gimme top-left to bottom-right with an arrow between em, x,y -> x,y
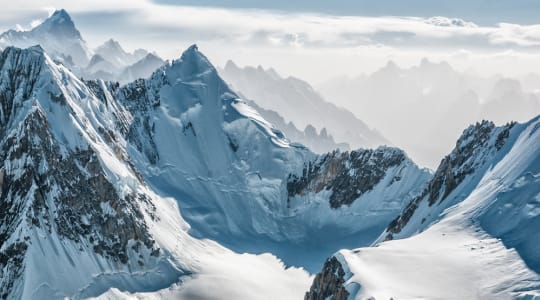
0,46 -> 161,298
385,120 -> 515,240
305,256 -> 350,300
287,147 -> 406,208
86,76 -> 165,165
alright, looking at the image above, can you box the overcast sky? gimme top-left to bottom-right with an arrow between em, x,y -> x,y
2,0 -> 540,82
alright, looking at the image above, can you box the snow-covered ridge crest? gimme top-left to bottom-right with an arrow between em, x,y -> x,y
307,115 -> 540,300
384,119 -> 517,241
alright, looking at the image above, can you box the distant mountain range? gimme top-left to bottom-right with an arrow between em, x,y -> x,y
220,61 -> 389,152
319,58 -> 540,168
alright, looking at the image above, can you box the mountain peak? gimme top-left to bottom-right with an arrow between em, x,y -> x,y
104,38 -> 122,49
181,44 -> 202,60
50,9 -> 71,22
175,44 -> 215,75
382,60 -> 399,71
224,59 -> 239,71
33,9 -> 82,40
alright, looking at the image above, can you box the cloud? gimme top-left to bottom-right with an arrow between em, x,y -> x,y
424,16 -> 477,28
2,0 -> 540,83
3,0 -> 540,51
97,3 -> 540,51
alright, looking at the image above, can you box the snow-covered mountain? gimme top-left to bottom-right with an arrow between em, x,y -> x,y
0,10 -> 163,84
93,39 -> 148,69
84,39 -> 163,83
84,54 -> 120,81
0,44 -> 321,300
87,45 -> 429,271
306,115 -> 540,299
0,9 -> 91,67
119,53 -> 165,83
219,60 -> 389,151
2,10 -> 538,299
0,43 -> 432,298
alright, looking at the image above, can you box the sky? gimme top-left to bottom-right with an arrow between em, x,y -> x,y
1,0 -> 540,82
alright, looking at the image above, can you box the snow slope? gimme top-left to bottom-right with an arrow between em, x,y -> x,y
0,45 -> 312,300
307,115 -> 540,300
89,45 -> 430,271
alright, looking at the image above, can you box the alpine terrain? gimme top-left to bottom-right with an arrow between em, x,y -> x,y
0,7 -> 538,300
0,41 -> 430,298
306,117 -> 540,300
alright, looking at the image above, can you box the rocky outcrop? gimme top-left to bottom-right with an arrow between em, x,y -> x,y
305,256 -> 350,300
288,147 -> 406,208
385,120 -> 515,240
0,47 -> 162,298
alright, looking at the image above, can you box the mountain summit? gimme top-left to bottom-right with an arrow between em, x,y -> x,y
32,9 -> 82,40
0,9 -> 90,65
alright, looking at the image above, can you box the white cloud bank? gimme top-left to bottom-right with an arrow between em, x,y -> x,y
2,0 -> 540,82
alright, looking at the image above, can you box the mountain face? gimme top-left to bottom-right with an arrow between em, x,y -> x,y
0,44 -> 432,298
307,115 -> 540,300
82,45 -> 430,271
0,44 -> 317,300
219,60 -> 388,152
0,10 -> 91,66
0,45 -> 185,299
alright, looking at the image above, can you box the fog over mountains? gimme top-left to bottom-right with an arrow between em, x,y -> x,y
319,58 -> 540,167
0,7 -> 539,300
219,61 -> 388,153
